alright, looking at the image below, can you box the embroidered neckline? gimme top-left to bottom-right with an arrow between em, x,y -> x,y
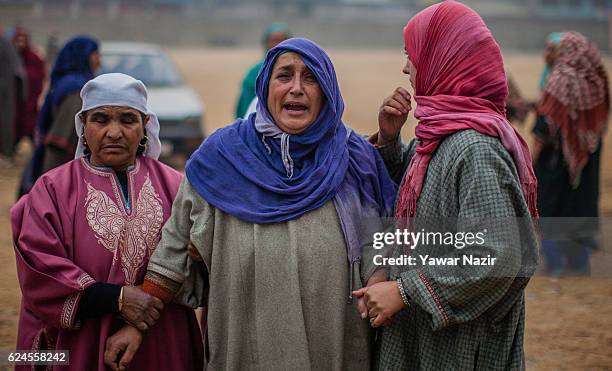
84,174 -> 165,285
80,157 -> 141,216
81,157 -> 139,175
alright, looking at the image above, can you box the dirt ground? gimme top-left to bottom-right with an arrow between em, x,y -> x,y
0,48 -> 611,370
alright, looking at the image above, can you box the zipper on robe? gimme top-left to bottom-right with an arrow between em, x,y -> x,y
348,256 -> 361,303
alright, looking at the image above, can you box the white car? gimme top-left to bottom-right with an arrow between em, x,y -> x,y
100,42 -> 205,167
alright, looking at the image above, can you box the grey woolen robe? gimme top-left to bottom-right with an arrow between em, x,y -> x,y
147,178 -> 382,371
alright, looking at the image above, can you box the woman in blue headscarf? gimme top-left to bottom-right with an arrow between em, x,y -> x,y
18,35 -> 99,196
104,38 -> 397,370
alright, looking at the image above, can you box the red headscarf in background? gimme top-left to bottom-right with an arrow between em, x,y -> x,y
12,26 -> 46,141
395,0 -> 539,222
539,31 -> 609,188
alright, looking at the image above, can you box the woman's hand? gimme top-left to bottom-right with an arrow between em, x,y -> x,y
120,285 -> 164,331
377,87 -> 412,146
356,271 -> 388,320
104,324 -> 143,371
353,280 -> 407,328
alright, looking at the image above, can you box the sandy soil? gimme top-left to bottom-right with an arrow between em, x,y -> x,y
0,48 -> 610,370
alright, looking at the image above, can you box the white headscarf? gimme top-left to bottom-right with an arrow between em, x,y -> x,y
74,72 -> 162,159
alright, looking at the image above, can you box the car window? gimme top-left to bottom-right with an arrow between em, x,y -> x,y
101,52 -> 183,87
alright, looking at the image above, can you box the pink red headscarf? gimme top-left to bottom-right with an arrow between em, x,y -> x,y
395,0 -> 538,223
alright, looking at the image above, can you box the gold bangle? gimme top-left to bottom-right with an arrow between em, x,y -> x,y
118,286 -> 124,312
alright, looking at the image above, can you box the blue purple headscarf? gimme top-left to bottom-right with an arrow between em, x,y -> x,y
186,38 -> 397,225
38,36 -> 99,136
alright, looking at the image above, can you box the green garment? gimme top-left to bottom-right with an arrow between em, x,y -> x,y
234,23 -> 291,119
538,32 -> 563,91
235,61 -> 262,119
374,130 -> 538,370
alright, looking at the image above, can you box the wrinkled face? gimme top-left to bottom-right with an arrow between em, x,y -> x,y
402,53 -> 417,90
266,31 -> 290,51
89,51 -> 101,73
267,52 -> 324,135
83,106 -> 148,170
14,34 -> 27,51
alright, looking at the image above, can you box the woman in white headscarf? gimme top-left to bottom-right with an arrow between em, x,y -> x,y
11,73 -> 203,371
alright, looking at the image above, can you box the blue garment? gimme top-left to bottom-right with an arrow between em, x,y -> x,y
18,36 -> 98,197
542,239 -> 592,277
187,37 -> 396,224
38,36 -> 98,136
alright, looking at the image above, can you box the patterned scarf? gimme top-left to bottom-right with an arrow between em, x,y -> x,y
539,31 -> 610,188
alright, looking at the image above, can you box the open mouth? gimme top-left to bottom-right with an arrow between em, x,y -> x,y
283,103 -> 308,113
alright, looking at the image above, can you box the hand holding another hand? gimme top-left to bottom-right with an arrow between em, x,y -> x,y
120,285 -> 164,332
353,280 -> 407,328
356,271 -> 388,320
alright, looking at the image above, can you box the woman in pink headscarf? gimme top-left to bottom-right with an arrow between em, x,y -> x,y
355,1 -> 539,369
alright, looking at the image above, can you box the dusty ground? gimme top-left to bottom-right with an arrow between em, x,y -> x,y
0,48 -> 611,370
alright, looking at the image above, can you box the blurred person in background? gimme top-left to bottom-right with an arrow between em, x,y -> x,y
104,38 -> 397,370
234,23 -> 292,119
359,2 -> 539,369
46,32 -> 60,67
12,26 -> 47,146
0,25 -> 25,167
11,73 -> 203,371
18,35 -> 100,196
506,74 -> 534,125
533,31 -> 610,278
